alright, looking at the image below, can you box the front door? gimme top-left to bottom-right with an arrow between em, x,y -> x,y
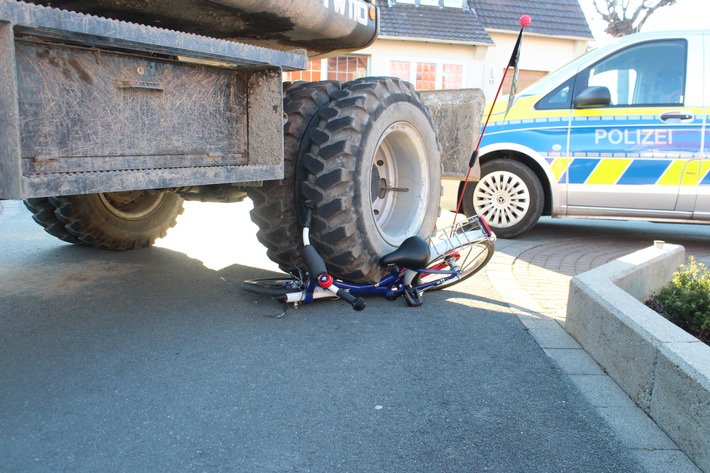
566,39 -> 704,216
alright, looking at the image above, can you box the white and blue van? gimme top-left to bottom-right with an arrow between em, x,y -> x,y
445,30 -> 709,238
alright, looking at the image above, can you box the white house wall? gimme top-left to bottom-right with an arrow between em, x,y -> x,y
358,39 -> 487,89
356,34 -> 588,101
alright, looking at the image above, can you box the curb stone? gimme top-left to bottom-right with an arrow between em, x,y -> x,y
566,244 -> 709,473
484,241 -> 703,473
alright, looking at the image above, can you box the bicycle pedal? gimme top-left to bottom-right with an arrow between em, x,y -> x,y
403,285 -> 423,307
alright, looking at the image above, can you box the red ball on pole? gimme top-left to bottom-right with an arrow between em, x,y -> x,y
520,15 -> 531,27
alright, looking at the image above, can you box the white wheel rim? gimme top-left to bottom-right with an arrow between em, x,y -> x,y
370,122 -> 429,245
473,170 -> 530,229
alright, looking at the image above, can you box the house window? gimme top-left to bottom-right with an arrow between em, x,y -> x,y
389,61 -> 411,82
442,64 -> 463,89
388,58 -> 465,90
327,55 -> 368,82
419,0 -> 439,5
284,60 -> 322,82
443,0 -> 463,6
416,62 -> 437,89
284,56 -> 368,83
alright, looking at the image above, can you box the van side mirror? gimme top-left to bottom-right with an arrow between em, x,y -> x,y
573,86 -> 612,108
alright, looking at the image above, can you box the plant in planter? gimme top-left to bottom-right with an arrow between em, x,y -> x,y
646,256 -> 710,345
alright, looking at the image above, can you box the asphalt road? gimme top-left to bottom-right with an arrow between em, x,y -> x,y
0,199 -> 672,472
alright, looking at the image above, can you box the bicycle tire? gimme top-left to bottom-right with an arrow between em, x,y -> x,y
413,241 -> 494,291
242,277 -> 305,296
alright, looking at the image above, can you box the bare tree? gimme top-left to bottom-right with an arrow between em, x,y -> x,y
591,0 -> 677,37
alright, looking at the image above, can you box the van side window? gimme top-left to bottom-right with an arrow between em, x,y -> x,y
536,77 -> 574,110
577,39 -> 687,107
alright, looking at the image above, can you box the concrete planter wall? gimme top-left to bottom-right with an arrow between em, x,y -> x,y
566,244 -> 710,472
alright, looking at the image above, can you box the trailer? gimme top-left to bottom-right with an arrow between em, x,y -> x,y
0,0 -> 482,283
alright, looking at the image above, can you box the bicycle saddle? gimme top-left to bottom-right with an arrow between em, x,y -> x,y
379,236 -> 430,270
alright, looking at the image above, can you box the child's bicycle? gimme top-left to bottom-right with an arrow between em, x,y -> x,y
243,201 -> 496,313
241,16 -> 537,315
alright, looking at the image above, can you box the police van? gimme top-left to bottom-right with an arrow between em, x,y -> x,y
445,30 -> 709,238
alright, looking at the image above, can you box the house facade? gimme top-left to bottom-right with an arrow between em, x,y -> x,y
287,0 -> 593,100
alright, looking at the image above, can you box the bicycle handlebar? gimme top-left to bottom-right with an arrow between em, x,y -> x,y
303,200 -> 316,229
302,244 -> 327,276
335,287 -> 366,311
301,200 -> 366,311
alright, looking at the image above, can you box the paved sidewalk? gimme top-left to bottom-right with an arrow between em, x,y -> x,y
483,217 -> 710,473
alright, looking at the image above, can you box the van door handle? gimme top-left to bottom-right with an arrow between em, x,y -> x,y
660,111 -> 694,122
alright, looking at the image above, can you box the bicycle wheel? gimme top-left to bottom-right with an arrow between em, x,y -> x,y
242,277 -> 305,296
413,241 -> 494,291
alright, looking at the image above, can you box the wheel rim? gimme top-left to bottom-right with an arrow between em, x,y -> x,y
243,278 -> 305,295
98,191 -> 167,221
417,242 -> 491,288
370,122 -> 429,246
473,170 -> 530,229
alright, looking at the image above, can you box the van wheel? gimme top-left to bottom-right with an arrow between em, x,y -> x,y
463,159 -> 543,238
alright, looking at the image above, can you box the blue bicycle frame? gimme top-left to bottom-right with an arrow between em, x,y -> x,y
296,266 -> 457,304
266,203 -> 496,310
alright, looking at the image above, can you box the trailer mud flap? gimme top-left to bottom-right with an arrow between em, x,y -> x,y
420,89 -> 485,181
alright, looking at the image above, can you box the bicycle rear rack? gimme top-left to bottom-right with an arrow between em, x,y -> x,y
425,215 -> 496,259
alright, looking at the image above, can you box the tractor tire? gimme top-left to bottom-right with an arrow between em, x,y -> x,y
23,197 -> 86,245
463,159 -> 543,238
247,81 -> 341,272
48,191 -> 184,250
301,77 -> 441,283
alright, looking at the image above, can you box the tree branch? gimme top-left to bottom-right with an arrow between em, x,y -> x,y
591,0 -> 677,37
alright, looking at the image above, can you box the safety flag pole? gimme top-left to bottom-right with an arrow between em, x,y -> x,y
453,14 -> 531,222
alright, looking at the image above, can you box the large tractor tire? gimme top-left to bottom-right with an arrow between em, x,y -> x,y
35,191 -> 184,249
247,81 -> 341,272
462,159 -> 543,238
302,77 -> 441,283
23,198 -> 86,245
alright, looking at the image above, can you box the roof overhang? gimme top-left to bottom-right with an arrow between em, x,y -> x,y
484,28 -> 593,42
378,34 -> 493,46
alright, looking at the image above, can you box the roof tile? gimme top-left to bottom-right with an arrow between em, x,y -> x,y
376,0 -> 494,44
376,0 -> 593,41
470,0 -> 593,39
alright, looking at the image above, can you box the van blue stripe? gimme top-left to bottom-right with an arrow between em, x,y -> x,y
616,160 -> 670,185
568,159 -> 599,184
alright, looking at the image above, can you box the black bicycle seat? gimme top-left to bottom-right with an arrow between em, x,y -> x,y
379,236 -> 430,270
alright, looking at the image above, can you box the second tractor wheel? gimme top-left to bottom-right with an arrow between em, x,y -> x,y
302,77 -> 441,283
49,191 -> 184,249
247,81 -> 341,272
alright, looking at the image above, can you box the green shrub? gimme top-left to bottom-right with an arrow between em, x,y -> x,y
651,257 -> 710,343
